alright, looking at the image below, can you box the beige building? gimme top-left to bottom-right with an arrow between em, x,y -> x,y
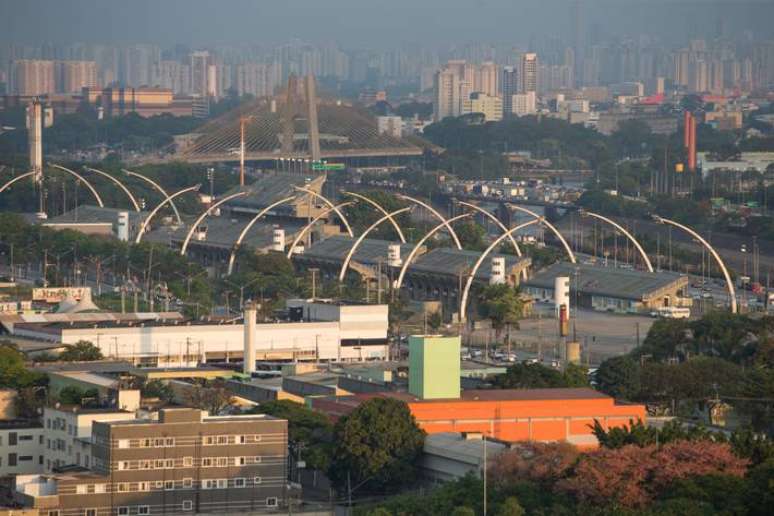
463,92 -> 503,121
59,61 -> 98,94
11,60 -> 56,96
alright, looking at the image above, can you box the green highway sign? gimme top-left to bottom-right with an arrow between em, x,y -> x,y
311,163 -> 346,171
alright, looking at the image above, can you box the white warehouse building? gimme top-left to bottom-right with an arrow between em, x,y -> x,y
9,300 -> 389,367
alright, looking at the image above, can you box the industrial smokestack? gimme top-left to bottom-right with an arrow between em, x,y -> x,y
243,301 -> 257,375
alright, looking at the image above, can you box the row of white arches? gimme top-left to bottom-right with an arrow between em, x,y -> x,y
0,169 -> 737,314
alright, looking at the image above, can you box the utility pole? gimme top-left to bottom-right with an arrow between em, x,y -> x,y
309,268 -> 319,300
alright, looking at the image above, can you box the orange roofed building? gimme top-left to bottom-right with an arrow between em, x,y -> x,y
310,336 -> 645,449
310,388 -> 645,449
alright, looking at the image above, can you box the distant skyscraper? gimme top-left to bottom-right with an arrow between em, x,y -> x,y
501,66 -> 518,117
11,60 -> 55,95
519,53 -> 538,93
58,60 -> 98,93
433,68 -> 461,121
190,50 -> 214,98
476,61 -> 499,96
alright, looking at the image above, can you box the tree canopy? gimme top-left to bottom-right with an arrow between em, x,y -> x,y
329,397 -> 425,494
58,340 -> 104,362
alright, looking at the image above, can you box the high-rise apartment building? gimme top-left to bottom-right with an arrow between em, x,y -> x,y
476,61 -> 499,97
433,68 -> 461,121
190,51 -> 214,98
501,66 -> 518,117
235,63 -> 270,98
58,60 -> 98,93
15,408 -> 289,514
11,59 -> 56,95
519,53 -> 538,93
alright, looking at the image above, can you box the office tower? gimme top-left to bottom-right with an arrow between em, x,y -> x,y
190,50 -> 214,98
519,53 -> 538,93
58,60 -> 98,93
476,61 -> 499,96
501,66 -> 518,117
11,59 -> 55,95
433,68 -> 461,121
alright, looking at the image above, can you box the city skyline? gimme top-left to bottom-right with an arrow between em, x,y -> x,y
2,0 -> 774,47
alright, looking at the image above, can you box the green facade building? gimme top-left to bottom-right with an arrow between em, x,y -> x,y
408,335 -> 461,400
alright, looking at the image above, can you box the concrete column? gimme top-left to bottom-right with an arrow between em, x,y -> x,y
243,301 -> 258,375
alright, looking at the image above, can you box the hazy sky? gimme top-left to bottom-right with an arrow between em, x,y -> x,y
1,0 -> 772,47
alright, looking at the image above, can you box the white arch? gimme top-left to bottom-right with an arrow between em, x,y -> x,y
343,191 -> 406,243
457,201 -> 522,257
123,169 -> 183,225
654,215 -> 737,314
51,164 -> 104,207
395,213 -> 474,290
287,201 -> 355,259
135,185 -> 201,244
0,171 -> 35,193
292,186 -> 354,237
180,192 -> 248,255
397,194 -> 462,250
459,219 -> 542,323
338,207 -> 412,282
84,167 -> 141,211
508,204 -> 576,263
226,195 -> 297,275
582,211 -> 654,273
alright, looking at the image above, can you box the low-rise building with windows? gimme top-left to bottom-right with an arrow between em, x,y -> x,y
0,421 -> 45,477
14,408 -> 288,515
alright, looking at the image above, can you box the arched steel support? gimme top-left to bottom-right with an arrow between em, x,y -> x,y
457,201 -> 522,256
292,186 -> 354,237
226,195 -> 297,275
84,167 -> 141,211
508,204 -> 576,263
0,171 -> 35,193
653,215 -> 737,314
459,219 -> 542,323
394,213 -> 474,290
343,191 -> 406,243
135,185 -> 201,244
123,169 -> 183,225
397,194 -> 462,249
180,192 -> 247,255
287,201 -> 355,259
581,211 -> 654,272
338,208 -> 412,282
51,164 -> 104,207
